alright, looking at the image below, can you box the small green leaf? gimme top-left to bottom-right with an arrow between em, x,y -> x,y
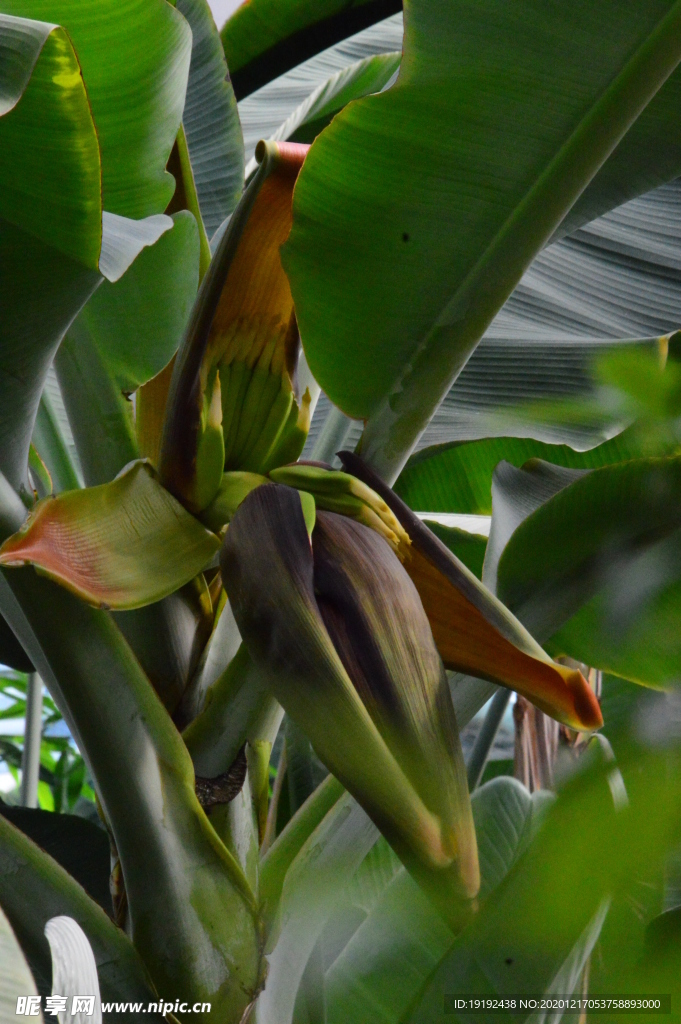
0,462 -> 219,610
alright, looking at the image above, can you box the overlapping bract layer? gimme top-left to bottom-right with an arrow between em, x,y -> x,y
159,140 -> 311,514
340,452 -> 602,732
221,482 -> 480,908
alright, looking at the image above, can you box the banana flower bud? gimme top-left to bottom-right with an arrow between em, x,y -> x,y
221,483 -> 479,920
159,141 -> 311,514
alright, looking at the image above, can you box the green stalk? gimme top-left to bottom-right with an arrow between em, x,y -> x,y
259,774 -> 345,924
183,644 -> 270,776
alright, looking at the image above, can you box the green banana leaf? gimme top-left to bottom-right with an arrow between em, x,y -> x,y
236,13 -> 403,168
493,456 -> 681,686
3,0 -> 191,219
0,461 -> 219,610
407,738 -> 681,1021
69,212 -> 201,399
222,0 -> 400,99
0,2 -> 189,496
256,793 -> 379,1024
55,212 -> 200,487
0,903 -> 41,1024
0,815 -> 166,1020
237,7 -> 681,242
306,179 -> 681,455
394,427 -> 666,516
422,523 -> 486,581
32,390 -> 81,495
0,14 -> 101,267
178,0 -> 244,237
259,774 -> 346,923
244,52 -> 400,177
284,0 -> 681,482
54,329 -> 139,490
323,778 -> 551,1024
408,179 -> 681,453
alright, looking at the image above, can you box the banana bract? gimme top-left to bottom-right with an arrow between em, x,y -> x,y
0,461 -> 219,609
160,140 -> 311,514
340,452 -> 602,732
221,482 -> 480,918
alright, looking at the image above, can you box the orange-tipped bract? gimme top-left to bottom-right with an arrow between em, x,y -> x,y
340,451 -> 602,732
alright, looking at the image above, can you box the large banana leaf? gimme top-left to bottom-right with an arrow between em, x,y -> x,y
178,0 -> 244,236
256,794 -> 379,1024
32,389 -> 81,494
324,778 -> 551,1024
407,740 -> 681,1022
55,212 -> 200,487
494,457 -> 681,687
394,427 -> 665,516
68,212 -> 201,399
0,462 -> 219,610
0,15 -> 101,266
0,3 -> 189,495
284,0 -> 681,481
222,0 -> 400,99
307,179 -> 681,458
3,0 -> 190,219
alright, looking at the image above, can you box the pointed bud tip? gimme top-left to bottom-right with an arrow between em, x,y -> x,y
564,668 -> 603,731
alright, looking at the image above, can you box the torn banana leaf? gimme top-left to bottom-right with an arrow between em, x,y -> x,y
221,482 -> 479,920
159,140 -> 310,514
340,452 -> 602,732
0,461 -> 219,609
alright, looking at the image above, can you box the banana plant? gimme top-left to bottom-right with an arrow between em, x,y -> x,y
1,0 -> 681,1020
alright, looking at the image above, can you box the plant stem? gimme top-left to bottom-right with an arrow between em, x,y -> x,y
311,406 -> 353,465
19,673 -> 42,808
466,688 -> 511,792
